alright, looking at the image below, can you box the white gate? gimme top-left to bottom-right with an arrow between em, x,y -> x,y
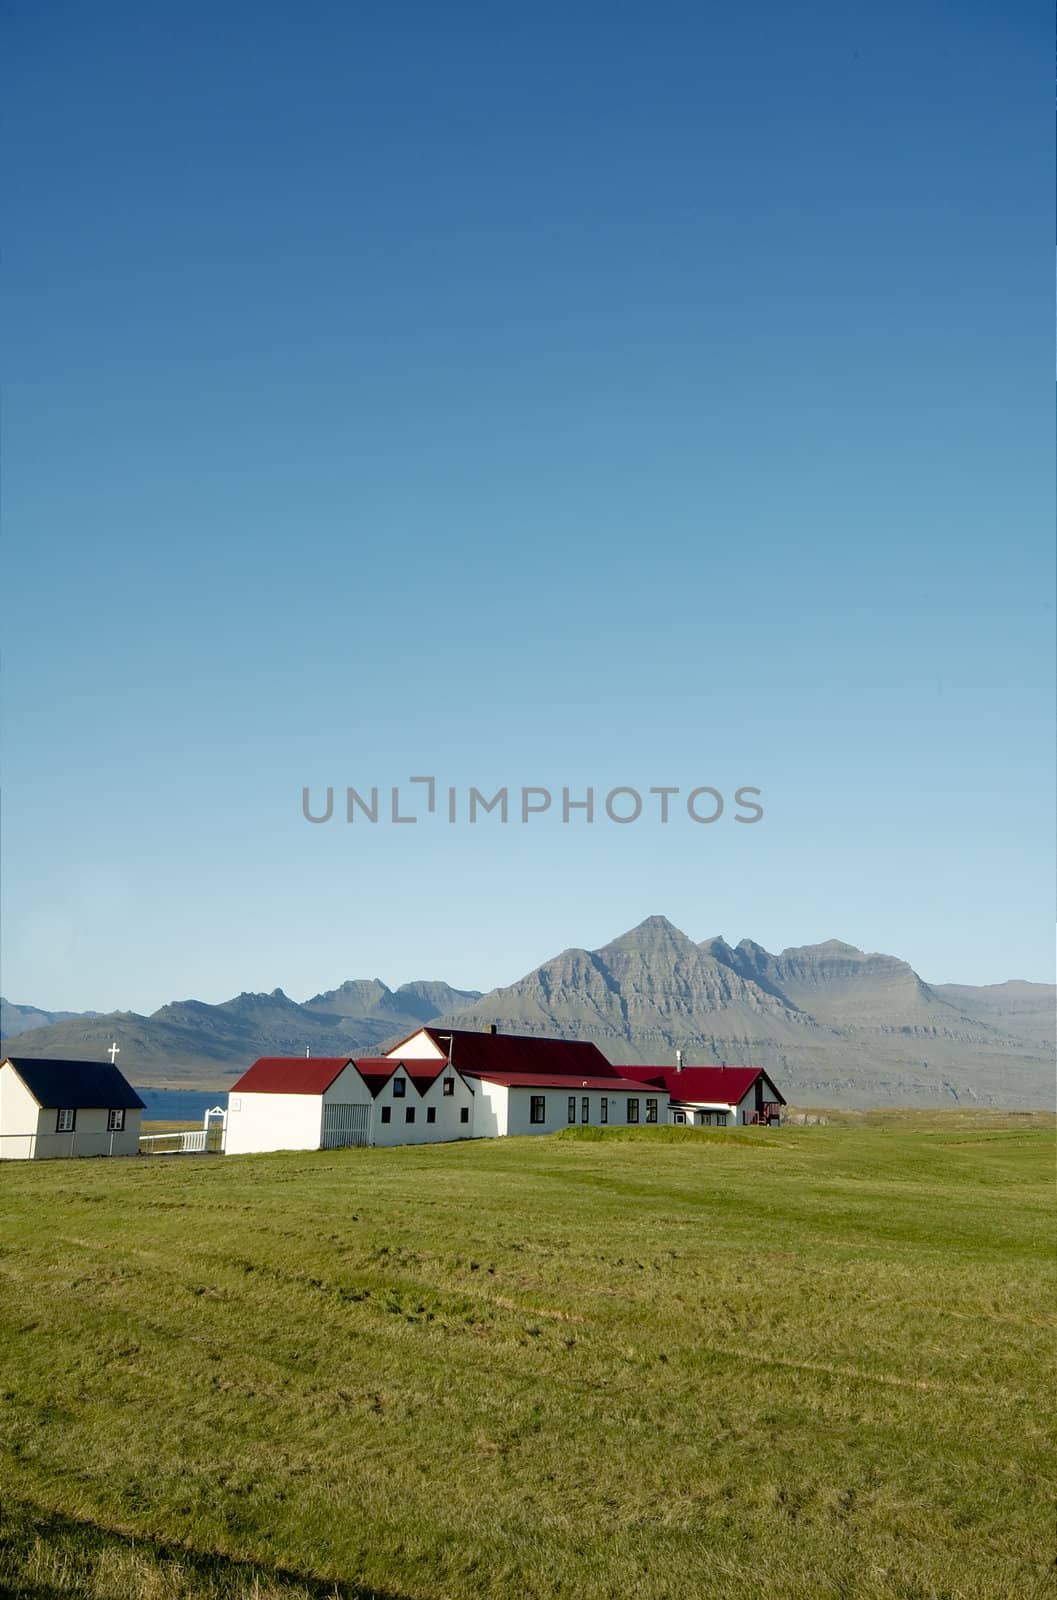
322,1103 -> 371,1148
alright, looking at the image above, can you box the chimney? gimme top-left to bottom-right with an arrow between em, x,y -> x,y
487,1023 -> 498,1035
720,1060 -> 726,1071
675,1049 -> 683,1072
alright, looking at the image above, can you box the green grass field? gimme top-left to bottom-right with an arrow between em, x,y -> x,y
1,1114 -> 1053,1600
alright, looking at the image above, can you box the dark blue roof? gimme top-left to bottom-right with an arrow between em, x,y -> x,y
3,1058 -> 145,1110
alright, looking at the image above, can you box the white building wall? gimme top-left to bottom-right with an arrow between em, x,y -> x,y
471,1079 -> 507,1138
372,1065 -> 423,1147
384,1030 -> 445,1060
734,1076 -> 781,1123
225,1091 -> 323,1155
321,1063 -> 372,1105
33,1107 -> 142,1159
0,1065 -> 39,1159
370,1065 -> 474,1145
503,1085 -> 669,1136
417,1071 -> 475,1142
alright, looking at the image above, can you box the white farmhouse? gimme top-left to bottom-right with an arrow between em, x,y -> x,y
222,1029 -> 672,1154
0,1057 -> 145,1159
385,1027 -> 669,1136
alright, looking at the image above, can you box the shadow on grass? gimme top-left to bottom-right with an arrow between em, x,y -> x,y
0,1498 -> 408,1600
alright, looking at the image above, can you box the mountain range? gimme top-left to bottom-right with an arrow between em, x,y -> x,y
2,917 -> 1053,1108
0,999 -> 101,1038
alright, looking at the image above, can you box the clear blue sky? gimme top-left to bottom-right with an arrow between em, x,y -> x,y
3,1 -> 1053,1012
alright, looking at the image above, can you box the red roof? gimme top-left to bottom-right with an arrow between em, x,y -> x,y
230,1057 -> 356,1095
462,1071 -> 655,1092
620,1066 -> 784,1105
390,1027 -> 623,1080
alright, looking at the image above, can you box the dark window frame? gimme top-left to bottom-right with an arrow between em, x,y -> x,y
107,1108 -> 126,1132
426,1106 -> 437,1124
645,1098 -> 658,1124
392,1078 -> 406,1098
600,1097 -> 608,1124
380,1105 -> 392,1124
442,1077 -> 455,1096
581,1096 -> 589,1123
56,1108 -> 76,1133
405,1106 -> 415,1124
460,1106 -> 470,1124
567,1096 -> 577,1124
530,1095 -> 546,1125
626,1098 -> 640,1124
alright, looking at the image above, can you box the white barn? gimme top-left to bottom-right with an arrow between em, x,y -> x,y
0,1057 -> 145,1160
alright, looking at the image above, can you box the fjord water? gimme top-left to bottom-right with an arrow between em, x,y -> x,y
136,1087 -> 225,1123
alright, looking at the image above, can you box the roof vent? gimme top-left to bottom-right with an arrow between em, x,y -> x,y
487,1023 -> 498,1035
675,1049 -> 683,1072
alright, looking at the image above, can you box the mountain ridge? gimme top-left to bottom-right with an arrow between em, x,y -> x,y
2,922 -> 1052,1108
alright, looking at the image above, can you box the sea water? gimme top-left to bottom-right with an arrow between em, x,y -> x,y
135,1088 -> 227,1123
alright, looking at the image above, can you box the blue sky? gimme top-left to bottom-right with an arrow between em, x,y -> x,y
3,1 -> 1053,1011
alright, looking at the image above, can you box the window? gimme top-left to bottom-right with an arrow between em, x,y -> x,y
626,1098 -> 640,1124
581,1097 -> 589,1123
600,1097 -> 608,1124
405,1107 -> 415,1124
392,1078 -> 406,1098
567,1096 -> 576,1124
530,1096 -> 546,1124
717,1113 -> 727,1127
380,1106 -> 392,1124
460,1106 -> 470,1124
646,1099 -> 658,1124
442,1077 -> 455,1096
56,1108 -> 76,1133
107,1109 -> 126,1132
674,1112 -> 686,1125
426,1106 -> 436,1124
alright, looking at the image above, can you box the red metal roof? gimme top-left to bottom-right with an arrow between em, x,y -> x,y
462,1071 -> 659,1092
620,1066 -> 785,1105
391,1027 -> 623,1080
230,1057 -> 355,1095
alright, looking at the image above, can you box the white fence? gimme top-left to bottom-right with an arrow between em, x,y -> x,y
139,1108 -> 227,1156
139,1129 -> 210,1155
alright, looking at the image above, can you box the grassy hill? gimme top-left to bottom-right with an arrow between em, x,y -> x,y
1,1113 -> 1054,1599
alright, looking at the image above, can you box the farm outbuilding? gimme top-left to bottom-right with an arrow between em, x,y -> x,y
0,1057 -> 145,1160
620,1065 -> 785,1126
224,1054 -> 477,1155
